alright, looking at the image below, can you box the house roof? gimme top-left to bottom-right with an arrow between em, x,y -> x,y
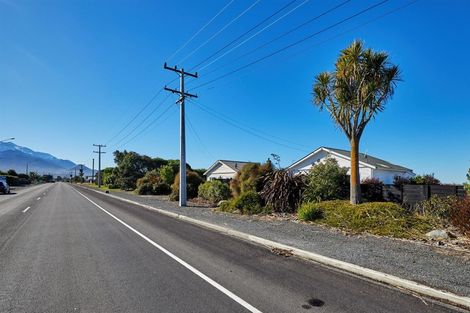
288,146 -> 413,172
204,160 -> 256,176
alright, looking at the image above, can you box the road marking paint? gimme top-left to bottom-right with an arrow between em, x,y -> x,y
22,206 -> 31,213
37,197 -> 41,200
82,185 -> 470,310
73,188 -> 262,313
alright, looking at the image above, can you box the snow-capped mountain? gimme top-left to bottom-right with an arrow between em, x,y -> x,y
0,142 -> 91,175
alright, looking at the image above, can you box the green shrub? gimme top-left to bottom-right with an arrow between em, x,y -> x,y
297,200 -> 437,238
394,174 -> 441,186
450,196 -> 470,235
192,168 -> 207,179
171,170 -> 204,200
218,200 -> 234,212
412,173 -> 440,185
135,170 -> 171,195
260,170 -> 304,213
153,182 -> 171,195
298,202 -> 324,221
230,160 -> 273,197
158,163 -> 177,185
303,158 -> 349,202
232,191 -> 263,214
415,195 -> 455,219
361,177 -> 384,202
5,175 -> 19,186
393,175 -> 412,187
198,180 -> 231,204
136,169 -> 160,186
219,191 -> 264,214
136,182 -> 154,195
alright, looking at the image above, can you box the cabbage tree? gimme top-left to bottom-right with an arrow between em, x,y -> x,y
313,40 -> 400,204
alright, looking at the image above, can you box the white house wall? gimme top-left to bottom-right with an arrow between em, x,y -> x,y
291,150 -> 330,174
290,150 -> 373,180
206,162 -> 236,180
372,169 -> 414,184
290,149 -> 414,184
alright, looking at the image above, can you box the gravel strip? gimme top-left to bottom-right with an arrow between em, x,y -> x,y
104,189 -> 470,296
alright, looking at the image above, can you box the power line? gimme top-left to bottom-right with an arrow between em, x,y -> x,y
284,0 -> 420,61
186,115 -> 215,159
197,101 -> 310,148
177,0 -> 261,65
197,0 -> 351,77
106,88 -> 164,145
167,0 -> 235,62
191,99 -> 309,152
198,0 -> 311,72
190,0 -> 389,91
117,101 -> 177,150
106,0 -> 286,148
110,94 -> 171,149
190,0 -> 297,71
108,2 -> 226,147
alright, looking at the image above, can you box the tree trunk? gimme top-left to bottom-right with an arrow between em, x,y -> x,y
350,137 -> 361,204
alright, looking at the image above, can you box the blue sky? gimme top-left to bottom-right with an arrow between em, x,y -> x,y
1,0 -> 469,183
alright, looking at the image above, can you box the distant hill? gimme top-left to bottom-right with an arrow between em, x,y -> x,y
0,142 -> 92,176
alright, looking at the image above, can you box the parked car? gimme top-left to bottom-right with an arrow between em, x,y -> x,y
0,181 -> 10,194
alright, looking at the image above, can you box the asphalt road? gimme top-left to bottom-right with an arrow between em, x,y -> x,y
0,182 -> 465,313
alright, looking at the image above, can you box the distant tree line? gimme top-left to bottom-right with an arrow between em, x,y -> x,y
99,150 -> 206,194
0,169 -> 53,185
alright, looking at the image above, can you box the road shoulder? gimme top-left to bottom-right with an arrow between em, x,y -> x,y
76,184 -> 470,310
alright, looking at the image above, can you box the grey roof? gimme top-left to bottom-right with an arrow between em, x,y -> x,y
288,146 -> 413,172
219,160 -> 255,172
324,147 -> 412,172
204,160 -> 257,175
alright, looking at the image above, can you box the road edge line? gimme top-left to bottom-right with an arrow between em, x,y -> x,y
79,185 -> 470,310
72,186 -> 263,313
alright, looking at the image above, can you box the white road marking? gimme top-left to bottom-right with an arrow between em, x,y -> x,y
37,197 -> 41,200
73,188 -> 263,313
22,206 -> 31,213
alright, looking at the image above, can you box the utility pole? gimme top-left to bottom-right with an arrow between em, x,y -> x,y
92,158 -> 95,184
163,62 -> 198,207
93,144 -> 106,188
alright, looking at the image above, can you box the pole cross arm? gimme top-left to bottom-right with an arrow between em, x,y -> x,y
164,63 -> 198,78
164,86 -> 198,99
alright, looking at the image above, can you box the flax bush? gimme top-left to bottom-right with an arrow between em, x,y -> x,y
260,169 -> 304,213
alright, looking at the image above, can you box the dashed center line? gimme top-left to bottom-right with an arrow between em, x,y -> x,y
22,207 -> 31,213
37,197 -> 41,200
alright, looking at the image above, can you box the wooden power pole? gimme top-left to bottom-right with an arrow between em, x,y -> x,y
163,63 -> 198,207
93,144 -> 106,188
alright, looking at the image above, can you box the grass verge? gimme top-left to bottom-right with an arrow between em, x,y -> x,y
79,183 -> 122,192
298,200 -> 441,239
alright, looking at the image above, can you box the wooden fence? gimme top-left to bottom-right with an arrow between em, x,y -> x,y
379,184 -> 466,206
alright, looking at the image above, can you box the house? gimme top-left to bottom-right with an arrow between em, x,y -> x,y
287,147 -> 415,184
204,160 -> 255,181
